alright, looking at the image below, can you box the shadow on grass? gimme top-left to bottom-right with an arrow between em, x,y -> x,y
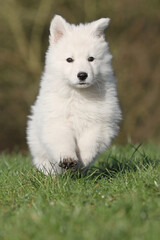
71,144 -> 160,181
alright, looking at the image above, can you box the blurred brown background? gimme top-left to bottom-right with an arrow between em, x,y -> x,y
0,0 -> 160,152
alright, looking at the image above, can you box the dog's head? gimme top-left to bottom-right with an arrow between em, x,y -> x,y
46,15 -> 112,89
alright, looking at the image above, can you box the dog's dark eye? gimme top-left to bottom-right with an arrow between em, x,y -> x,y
66,58 -> 74,63
88,57 -> 94,62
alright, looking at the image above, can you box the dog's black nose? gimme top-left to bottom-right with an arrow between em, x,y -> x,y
77,72 -> 88,81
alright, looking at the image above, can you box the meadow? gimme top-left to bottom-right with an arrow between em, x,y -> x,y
0,144 -> 160,240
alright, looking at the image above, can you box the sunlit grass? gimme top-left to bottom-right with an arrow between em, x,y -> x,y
0,144 -> 160,240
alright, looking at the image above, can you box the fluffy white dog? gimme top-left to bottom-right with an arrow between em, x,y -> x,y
27,15 -> 122,175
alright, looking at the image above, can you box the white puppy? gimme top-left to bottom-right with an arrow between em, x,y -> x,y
27,15 -> 122,175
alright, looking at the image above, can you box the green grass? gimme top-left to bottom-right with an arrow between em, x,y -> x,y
0,144 -> 160,240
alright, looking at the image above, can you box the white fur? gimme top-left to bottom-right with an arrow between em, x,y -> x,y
27,15 -> 122,175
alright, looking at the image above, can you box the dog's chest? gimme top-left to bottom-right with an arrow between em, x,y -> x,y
64,96 -> 103,127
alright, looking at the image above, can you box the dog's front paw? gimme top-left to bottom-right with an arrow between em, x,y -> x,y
59,158 -> 78,172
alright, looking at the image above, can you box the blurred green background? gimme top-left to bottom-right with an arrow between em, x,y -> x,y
0,0 -> 160,152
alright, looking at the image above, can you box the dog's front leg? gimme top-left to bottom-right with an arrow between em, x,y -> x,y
77,125 -> 111,167
42,122 -> 79,172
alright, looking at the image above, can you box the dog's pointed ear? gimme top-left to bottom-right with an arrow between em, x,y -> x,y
49,15 -> 68,43
91,18 -> 110,38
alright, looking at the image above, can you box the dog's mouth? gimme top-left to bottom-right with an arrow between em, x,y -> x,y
77,82 -> 90,88
79,82 -> 87,85
70,81 -> 91,89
